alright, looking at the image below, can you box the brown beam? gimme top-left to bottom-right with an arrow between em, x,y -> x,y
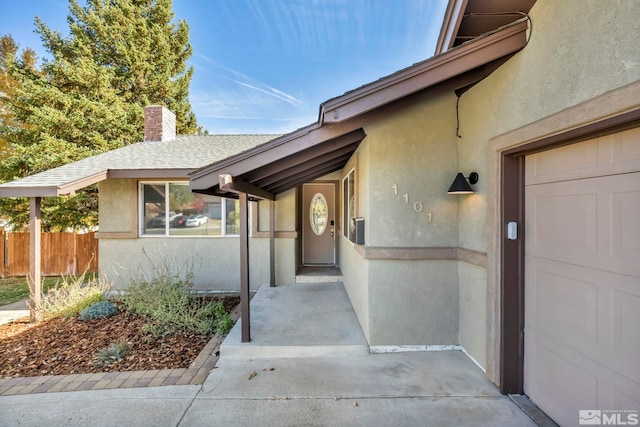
29,197 -> 42,323
239,192 -> 251,342
269,199 -> 275,287
242,130 -> 365,182
220,176 -> 275,201
266,163 -> 345,194
254,151 -> 354,188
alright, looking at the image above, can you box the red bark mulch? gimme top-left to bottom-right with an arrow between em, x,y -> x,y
0,296 -> 239,378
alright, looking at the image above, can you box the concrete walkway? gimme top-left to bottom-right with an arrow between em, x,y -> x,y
0,283 -> 542,426
0,298 -> 29,325
0,351 -> 538,426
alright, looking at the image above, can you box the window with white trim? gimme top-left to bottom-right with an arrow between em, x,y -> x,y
139,181 -> 240,236
342,169 -> 356,242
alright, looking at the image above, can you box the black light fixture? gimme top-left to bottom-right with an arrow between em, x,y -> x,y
447,172 -> 479,194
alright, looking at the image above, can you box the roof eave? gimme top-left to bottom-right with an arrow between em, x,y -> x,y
0,170 -> 108,198
434,0 -> 468,55
320,19 -> 528,124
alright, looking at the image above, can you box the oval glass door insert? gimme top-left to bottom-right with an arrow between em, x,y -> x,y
310,193 -> 328,236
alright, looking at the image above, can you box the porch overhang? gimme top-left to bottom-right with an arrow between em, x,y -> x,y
190,128 -> 366,199
190,18 -> 529,198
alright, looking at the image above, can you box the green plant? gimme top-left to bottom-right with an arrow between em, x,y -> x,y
78,300 -> 118,321
213,301 -> 234,335
34,272 -> 111,321
121,250 -> 234,337
94,340 -> 132,366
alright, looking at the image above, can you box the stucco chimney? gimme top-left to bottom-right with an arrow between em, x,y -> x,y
143,105 -> 176,142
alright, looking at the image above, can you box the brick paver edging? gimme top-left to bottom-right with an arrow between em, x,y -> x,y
0,333 -> 223,396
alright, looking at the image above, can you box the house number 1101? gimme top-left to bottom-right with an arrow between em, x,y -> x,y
392,184 -> 424,213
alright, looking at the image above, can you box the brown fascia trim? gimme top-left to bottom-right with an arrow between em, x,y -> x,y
320,19 -> 527,125
434,0 -> 468,55
354,245 -> 487,268
0,170 -> 109,198
0,167 -> 196,198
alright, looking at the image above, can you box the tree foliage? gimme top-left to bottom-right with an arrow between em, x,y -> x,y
0,35 -> 38,161
0,0 -> 197,231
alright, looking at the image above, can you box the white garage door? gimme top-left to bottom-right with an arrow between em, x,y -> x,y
524,127 -> 640,426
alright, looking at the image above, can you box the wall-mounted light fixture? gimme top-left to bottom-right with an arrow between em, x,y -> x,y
447,172 -> 479,194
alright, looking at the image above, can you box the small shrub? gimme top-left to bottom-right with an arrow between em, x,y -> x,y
79,300 -> 118,321
214,301 -> 234,335
35,272 -> 112,322
121,251 -> 234,337
94,340 -> 132,366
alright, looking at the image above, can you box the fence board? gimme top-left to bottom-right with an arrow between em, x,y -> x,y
3,232 -> 98,277
76,232 -> 98,273
7,232 -> 30,276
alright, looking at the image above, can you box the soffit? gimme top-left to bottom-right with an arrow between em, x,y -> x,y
435,0 -> 536,54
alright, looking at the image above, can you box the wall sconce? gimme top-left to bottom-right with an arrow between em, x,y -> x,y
447,172 -> 479,194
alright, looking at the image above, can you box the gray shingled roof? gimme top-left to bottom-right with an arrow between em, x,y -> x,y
0,134 -> 280,197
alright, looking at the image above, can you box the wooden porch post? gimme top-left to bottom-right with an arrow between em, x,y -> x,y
239,192 -> 251,342
269,199 -> 275,287
29,197 -> 42,323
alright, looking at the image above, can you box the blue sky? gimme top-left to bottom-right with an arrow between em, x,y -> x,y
0,0 -> 448,134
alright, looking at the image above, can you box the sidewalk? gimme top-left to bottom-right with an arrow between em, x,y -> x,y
0,351 -> 539,427
0,298 -> 29,326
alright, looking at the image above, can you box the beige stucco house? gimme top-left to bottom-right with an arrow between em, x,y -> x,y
1,1 -> 639,424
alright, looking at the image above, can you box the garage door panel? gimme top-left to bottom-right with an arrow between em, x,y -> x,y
526,257 -> 640,382
611,289 -> 640,381
526,173 -> 640,277
526,127 -> 640,185
525,130 -> 640,424
610,127 -> 640,170
525,258 -> 596,346
526,188 -> 597,257
526,138 -> 599,184
526,329 -> 640,425
612,188 -> 640,265
524,332 -> 598,427
611,383 -> 640,412
526,258 -> 599,356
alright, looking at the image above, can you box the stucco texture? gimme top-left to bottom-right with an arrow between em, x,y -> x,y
366,93 -> 459,247
339,94 -> 463,346
456,0 -> 640,381
98,178 -> 297,290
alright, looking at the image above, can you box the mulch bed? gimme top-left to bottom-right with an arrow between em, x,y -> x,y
0,296 -> 239,378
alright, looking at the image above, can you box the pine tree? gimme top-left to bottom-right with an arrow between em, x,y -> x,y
0,0 -> 197,230
0,35 -> 38,161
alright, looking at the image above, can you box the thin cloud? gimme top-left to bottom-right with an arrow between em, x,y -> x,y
192,51 -> 304,108
225,78 -> 304,107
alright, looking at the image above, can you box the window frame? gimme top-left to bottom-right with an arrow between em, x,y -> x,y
341,167 -> 357,242
138,181 -> 241,238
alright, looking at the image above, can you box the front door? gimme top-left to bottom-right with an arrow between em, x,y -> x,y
302,183 -> 335,265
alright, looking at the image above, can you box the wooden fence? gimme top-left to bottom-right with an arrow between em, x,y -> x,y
0,230 -> 98,277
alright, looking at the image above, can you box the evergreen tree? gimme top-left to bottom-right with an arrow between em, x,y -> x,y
0,34 -> 38,161
0,0 -> 197,230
